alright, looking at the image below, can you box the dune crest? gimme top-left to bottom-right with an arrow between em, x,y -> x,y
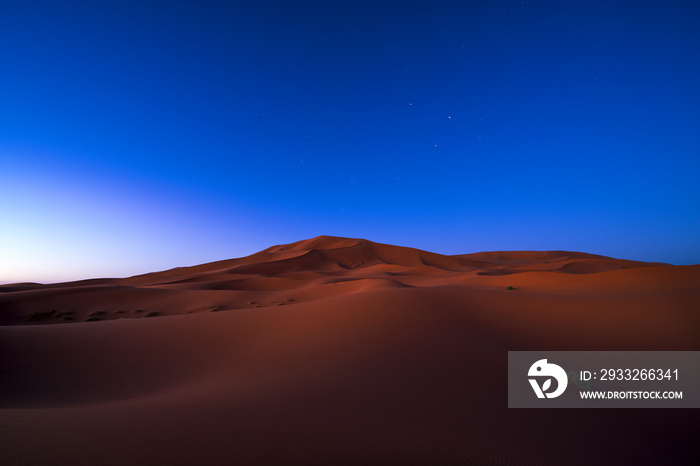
0,235 -> 691,326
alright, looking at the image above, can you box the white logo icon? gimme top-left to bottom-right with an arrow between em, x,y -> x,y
528,359 -> 568,398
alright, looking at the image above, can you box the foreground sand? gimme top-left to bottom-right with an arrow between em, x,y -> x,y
1,236 -> 699,465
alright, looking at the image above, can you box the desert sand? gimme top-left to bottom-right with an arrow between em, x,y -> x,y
1,236 -> 699,465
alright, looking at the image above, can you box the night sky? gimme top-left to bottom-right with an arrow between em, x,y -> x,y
2,0 -> 699,283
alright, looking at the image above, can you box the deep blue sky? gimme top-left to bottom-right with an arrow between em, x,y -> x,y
2,0 -> 699,282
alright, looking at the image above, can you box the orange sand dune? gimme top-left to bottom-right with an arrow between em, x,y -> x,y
1,236 -> 698,465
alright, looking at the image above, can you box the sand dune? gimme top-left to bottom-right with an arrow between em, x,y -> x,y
1,236 -> 698,465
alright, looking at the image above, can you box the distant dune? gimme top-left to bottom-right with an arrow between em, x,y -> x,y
1,236 -> 698,465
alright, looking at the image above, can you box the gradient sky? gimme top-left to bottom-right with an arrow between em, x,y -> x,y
2,0 -> 699,283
